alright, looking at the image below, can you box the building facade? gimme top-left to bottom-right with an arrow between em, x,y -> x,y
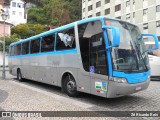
0,0 -> 12,37
0,0 -> 27,26
82,0 -> 160,41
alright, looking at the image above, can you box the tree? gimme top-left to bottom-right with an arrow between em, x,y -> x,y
27,7 -> 48,24
43,0 -> 70,26
11,24 -> 33,39
27,0 -> 82,26
0,34 -> 20,52
11,23 -> 47,39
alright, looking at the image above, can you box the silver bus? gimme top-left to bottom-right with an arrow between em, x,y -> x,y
8,17 -> 159,98
145,41 -> 160,77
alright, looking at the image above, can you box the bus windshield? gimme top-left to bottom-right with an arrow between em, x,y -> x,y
105,19 -> 149,73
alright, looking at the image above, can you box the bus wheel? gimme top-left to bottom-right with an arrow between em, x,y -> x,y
64,75 -> 78,97
17,69 -> 23,81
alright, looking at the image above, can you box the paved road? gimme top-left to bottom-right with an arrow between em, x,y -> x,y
0,71 -> 160,119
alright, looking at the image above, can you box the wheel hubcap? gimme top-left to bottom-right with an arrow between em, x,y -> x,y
67,81 -> 76,92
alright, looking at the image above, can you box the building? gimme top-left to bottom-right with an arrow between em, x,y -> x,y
0,0 -> 12,37
82,0 -> 160,41
8,0 -> 27,25
0,21 -> 12,37
0,0 -> 27,26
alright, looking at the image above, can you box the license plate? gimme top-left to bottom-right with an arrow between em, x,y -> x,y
136,86 -> 142,91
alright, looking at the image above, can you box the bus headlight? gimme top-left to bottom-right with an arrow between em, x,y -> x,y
110,77 -> 127,83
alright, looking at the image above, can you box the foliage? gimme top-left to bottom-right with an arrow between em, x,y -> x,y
27,0 -> 82,26
0,34 -> 20,52
11,23 -> 47,39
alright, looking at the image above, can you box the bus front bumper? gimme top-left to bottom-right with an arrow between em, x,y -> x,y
107,78 -> 150,98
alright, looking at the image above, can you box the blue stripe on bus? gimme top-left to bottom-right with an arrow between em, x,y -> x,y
8,49 -> 77,58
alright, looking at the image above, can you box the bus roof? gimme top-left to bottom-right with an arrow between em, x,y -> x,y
10,16 -> 136,46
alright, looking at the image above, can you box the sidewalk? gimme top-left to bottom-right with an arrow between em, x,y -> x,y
0,79 -> 119,120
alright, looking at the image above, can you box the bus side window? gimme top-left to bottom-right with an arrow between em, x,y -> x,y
41,34 -> 55,52
10,46 -> 15,56
56,27 -> 76,50
15,44 -> 21,56
30,38 -> 40,54
22,41 -> 29,55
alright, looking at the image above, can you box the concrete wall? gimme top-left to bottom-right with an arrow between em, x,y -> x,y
0,52 -> 8,66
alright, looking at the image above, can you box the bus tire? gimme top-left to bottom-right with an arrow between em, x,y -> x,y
64,75 -> 78,97
17,69 -> 23,82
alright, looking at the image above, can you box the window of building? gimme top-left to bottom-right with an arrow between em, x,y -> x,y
88,15 -> 92,18
15,44 -> 21,55
83,0 -> 85,3
133,0 -> 135,4
133,12 -> 135,18
88,0 -> 91,1
116,16 -> 121,19
157,21 -> 160,27
41,34 -> 55,52
88,5 -> 93,11
30,38 -> 40,54
56,28 -> 76,51
105,8 -> 110,15
115,4 -> 121,12
126,14 -> 130,19
12,11 -> 16,15
22,41 -> 29,55
143,9 -> 148,15
143,23 -> 148,29
17,3 -> 24,8
96,1 -> 101,8
105,0 -> 110,4
126,1 -> 130,7
12,2 -> 16,7
83,8 -> 85,12
156,5 -> 160,12
96,12 -> 101,16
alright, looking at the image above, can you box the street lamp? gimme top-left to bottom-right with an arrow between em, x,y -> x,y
1,12 -> 8,79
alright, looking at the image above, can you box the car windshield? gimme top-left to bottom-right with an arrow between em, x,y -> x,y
105,19 -> 149,73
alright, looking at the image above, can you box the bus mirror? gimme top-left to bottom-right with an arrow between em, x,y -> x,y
102,26 -> 120,49
139,34 -> 159,52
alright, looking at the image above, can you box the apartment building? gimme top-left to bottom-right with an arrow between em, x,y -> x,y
0,0 -> 27,26
82,0 -> 160,41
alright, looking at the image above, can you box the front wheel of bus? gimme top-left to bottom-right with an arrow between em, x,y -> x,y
17,69 -> 23,82
64,75 -> 78,97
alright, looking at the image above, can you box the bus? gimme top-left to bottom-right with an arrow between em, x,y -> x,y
145,41 -> 160,77
8,17 -> 159,98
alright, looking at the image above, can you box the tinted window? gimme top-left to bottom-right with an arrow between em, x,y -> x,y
10,46 -> 15,56
78,21 -> 108,75
22,41 -> 29,55
41,34 -> 54,52
15,44 -> 21,55
56,28 -> 76,50
30,39 -> 40,54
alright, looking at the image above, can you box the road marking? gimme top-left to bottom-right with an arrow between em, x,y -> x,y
10,80 -> 94,109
